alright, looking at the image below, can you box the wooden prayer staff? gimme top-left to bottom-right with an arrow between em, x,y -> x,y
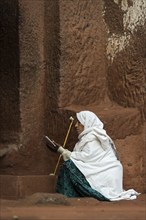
49,116 -> 74,176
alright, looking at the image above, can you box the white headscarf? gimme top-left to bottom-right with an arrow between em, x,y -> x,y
77,111 -> 104,130
76,111 -> 118,158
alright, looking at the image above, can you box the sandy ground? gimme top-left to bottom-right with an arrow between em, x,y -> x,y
0,193 -> 145,220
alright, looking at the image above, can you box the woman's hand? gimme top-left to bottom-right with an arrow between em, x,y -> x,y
58,146 -> 71,161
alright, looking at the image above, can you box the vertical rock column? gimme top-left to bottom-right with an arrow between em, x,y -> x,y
18,0 -> 46,172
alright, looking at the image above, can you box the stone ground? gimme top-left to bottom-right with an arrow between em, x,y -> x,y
1,193 -> 145,220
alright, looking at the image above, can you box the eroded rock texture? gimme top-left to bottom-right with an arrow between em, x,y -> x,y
105,0 -> 146,111
59,0 -> 108,106
0,0 -> 145,197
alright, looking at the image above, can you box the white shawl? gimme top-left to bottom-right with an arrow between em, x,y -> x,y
70,111 -> 140,201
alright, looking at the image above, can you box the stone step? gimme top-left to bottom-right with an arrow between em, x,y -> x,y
0,175 -> 57,200
97,107 -> 143,140
66,105 -> 143,140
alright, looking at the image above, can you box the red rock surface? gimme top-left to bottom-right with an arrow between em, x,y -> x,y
0,0 -> 145,202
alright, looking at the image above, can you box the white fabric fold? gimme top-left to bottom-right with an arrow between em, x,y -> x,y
70,111 -> 140,201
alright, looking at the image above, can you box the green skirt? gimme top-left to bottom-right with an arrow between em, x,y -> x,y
56,160 -> 109,201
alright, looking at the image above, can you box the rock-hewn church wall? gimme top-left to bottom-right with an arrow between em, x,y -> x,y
0,0 -> 145,195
